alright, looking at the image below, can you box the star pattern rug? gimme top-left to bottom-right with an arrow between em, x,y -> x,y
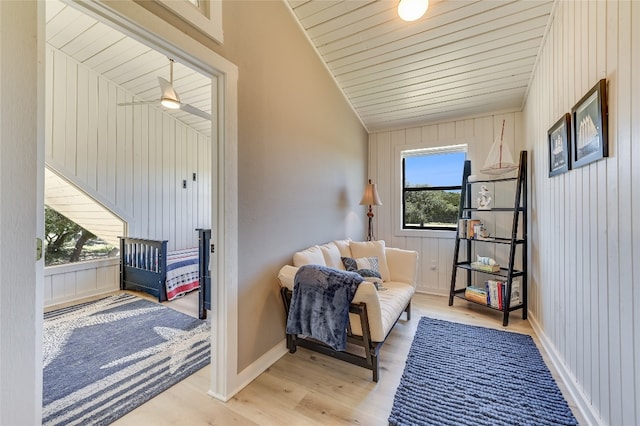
43,293 -> 210,426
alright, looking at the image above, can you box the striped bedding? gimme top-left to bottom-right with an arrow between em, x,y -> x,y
165,248 -> 200,301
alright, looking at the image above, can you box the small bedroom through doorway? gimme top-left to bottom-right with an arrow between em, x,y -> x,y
43,0 -> 214,315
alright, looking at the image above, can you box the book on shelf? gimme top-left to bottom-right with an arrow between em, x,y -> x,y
467,219 -> 481,238
510,280 -> 521,305
458,219 -> 467,238
458,219 -> 482,240
470,262 -> 500,272
485,280 -> 500,308
483,280 -> 522,309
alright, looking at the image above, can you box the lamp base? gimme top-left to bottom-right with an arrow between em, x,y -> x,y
367,206 -> 374,241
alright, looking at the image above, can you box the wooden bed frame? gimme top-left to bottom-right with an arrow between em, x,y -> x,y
120,229 -> 211,320
280,287 -> 411,382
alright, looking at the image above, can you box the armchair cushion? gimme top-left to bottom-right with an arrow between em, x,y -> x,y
385,247 -> 419,287
320,243 -> 344,270
293,245 -> 325,267
333,239 -> 352,257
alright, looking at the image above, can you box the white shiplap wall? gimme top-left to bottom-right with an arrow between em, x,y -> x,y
45,46 -> 212,251
368,112 -> 524,294
524,1 -> 639,425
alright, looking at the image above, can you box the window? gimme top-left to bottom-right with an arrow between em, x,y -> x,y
402,145 -> 467,230
44,206 -> 119,266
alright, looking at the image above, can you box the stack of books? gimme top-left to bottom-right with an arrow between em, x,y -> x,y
485,280 -> 521,309
464,286 -> 488,304
458,219 -> 481,239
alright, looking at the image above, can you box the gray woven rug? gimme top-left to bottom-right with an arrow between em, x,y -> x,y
389,317 -> 578,426
43,293 -> 210,425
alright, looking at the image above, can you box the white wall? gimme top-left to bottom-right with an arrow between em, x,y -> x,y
45,46 -> 212,252
368,112 -> 524,294
523,1 -> 638,425
44,259 -> 119,307
0,1 -> 42,424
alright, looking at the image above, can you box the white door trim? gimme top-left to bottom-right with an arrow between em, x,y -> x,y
66,0 -> 239,400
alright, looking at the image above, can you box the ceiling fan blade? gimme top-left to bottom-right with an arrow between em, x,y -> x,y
179,103 -> 211,121
158,77 -> 179,102
118,100 -> 160,106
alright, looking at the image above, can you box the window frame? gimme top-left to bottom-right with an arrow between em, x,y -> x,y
154,0 -> 223,44
394,142 -> 468,238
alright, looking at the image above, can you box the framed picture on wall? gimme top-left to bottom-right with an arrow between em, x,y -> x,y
548,113 -> 571,177
571,79 -> 608,168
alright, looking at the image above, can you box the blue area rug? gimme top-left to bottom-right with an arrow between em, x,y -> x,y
389,317 -> 578,426
43,293 -> 210,426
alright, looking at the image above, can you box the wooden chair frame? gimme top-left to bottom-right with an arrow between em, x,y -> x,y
280,287 -> 411,382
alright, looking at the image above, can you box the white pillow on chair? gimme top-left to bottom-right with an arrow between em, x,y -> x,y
349,240 -> 390,282
293,245 -> 326,267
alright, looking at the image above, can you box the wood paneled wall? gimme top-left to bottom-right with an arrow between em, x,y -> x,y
523,1 -> 639,425
43,259 -> 119,307
45,46 -> 211,251
368,112 -> 523,294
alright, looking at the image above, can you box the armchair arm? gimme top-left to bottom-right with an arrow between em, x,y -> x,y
350,281 -> 384,342
385,247 -> 418,287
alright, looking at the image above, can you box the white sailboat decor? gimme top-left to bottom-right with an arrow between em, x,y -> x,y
480,120 -> 518,175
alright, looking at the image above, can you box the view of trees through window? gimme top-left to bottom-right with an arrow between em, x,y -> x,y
45,206 -> 118,266
402,147 -> 466,230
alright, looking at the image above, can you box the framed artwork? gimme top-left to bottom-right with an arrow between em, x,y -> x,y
571,79 -> 608,168
548,113 -> 571,177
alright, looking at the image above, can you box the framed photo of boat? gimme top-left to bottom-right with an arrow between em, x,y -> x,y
571,79 -> 608,168
548,113 -> 571,177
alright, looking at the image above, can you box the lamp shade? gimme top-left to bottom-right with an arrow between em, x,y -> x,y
397,0 -> 428,22
360,180 -> 383,206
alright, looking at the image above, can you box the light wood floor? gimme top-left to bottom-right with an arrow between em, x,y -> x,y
105,291 -> 586,426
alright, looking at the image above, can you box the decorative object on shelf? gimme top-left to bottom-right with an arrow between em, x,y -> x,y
477,224 -> 491,239
477,185 -> 492,210
471,255 -> 500,273
548,113 -> 571,177
477,255 -> 496,266
360,179 -> 383,241
397,0 -> 428,21
571,79 -> 608,168
480,119 -> 518,175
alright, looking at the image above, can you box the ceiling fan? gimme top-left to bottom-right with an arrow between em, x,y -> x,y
118,58 -> 211,121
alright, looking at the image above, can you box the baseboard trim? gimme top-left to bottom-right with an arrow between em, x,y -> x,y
528,313 -> 601,426
208,338 -> 288,402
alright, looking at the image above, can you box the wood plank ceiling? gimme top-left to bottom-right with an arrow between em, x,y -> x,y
45,0 -> 212,137
287,0 -> 555,132
45,0 -> 554,135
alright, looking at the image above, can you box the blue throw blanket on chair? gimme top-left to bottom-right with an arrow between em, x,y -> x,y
286,264 -> 363,351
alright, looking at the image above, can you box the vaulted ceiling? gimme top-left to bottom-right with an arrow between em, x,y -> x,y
45,0 -> 212,137
287,0 -> 555,132
46,0 -> 555,135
